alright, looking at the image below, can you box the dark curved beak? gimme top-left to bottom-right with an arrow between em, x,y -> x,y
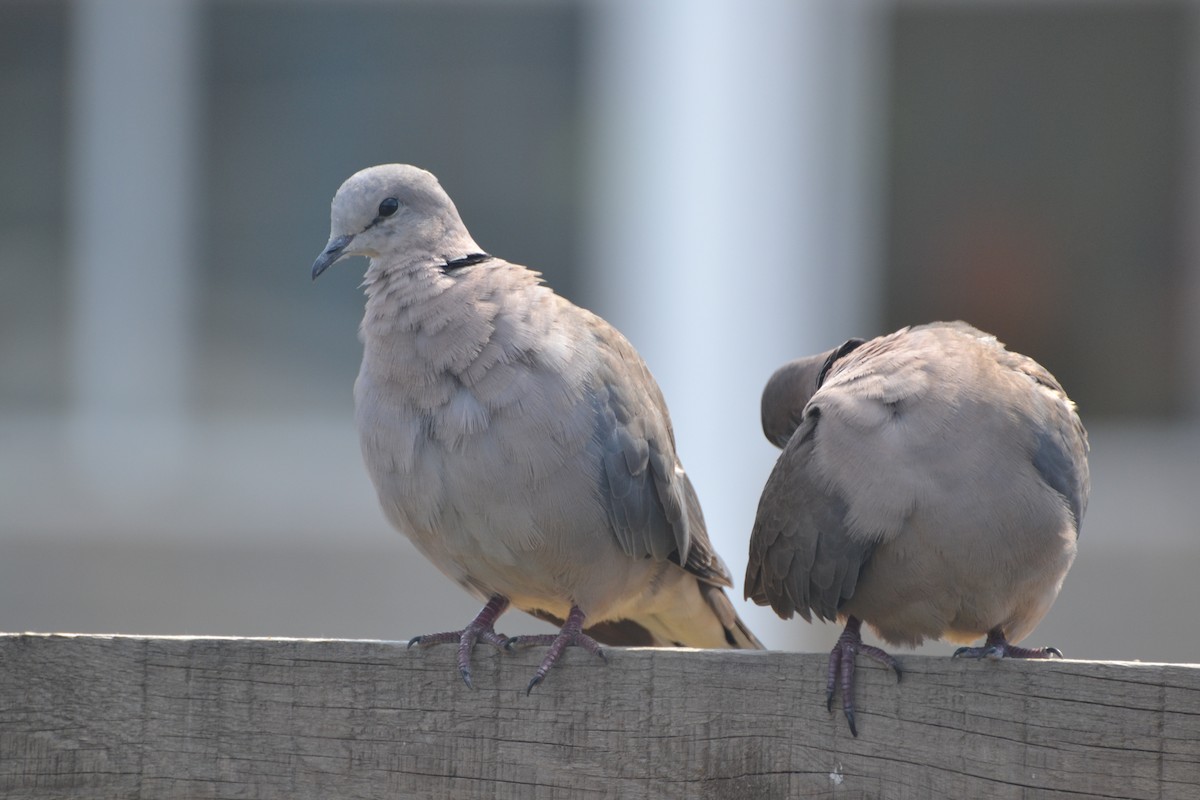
311,234 -> 354,280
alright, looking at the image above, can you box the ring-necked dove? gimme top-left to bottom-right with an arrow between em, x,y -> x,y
312,164 -> 763,691
745,321 -> 1089,736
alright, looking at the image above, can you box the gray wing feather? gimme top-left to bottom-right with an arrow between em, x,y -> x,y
745,410 -> 874,621
1032,425 -> 1089,534
1007,351 -> 1091,536
594,363 -> 691,569
592,336 -> 733,585
599,410 -> 653,557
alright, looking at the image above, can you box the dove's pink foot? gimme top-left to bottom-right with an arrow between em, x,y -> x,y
952,626 -> 1063,661
407,595 -> 512,688
826,616 -> 902,737
508,605 -> 607,693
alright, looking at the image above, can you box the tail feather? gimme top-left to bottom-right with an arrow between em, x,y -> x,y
527,576 -> 765,650
699,583 -> 765,649
604,576 -> 765,650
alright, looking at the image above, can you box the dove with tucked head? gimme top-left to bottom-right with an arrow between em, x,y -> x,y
746,321 -> 1089,736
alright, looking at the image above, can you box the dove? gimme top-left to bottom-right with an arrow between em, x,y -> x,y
311,164 -> 762,691
745,321 -> 1089,736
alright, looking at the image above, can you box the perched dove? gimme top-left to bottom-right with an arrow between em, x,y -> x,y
312,164 -> 762,691
745,321 -> 1089,736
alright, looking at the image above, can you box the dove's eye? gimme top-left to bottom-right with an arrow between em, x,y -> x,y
378,197 -> 400,217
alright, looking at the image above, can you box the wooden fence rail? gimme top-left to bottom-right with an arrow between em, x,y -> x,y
0,633 -> 1196,799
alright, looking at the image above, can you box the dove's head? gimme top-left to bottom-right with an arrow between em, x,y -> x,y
311,164 -> 478,279
761,338 -> 865,448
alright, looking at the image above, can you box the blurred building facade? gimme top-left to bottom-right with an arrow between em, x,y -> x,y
2,0 -> 1198,661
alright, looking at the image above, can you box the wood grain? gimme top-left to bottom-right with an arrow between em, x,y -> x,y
0,634 -> 1196,799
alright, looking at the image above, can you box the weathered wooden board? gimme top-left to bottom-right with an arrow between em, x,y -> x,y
0,634 -> 1196,799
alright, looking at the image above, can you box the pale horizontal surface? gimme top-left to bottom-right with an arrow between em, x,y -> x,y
1,634 -> 1196,799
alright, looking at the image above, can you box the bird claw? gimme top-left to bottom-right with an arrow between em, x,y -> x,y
953,627 -> 1063,660
406,630 -> 464,649
825,617 -> 899,738
406,596 -> 511,687
521,605 -> 606,693
843,707 -> 858,738
860,643 -> 902,678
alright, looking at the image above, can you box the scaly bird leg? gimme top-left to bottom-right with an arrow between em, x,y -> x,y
952,626 -> 1063,660
826,616 -> 902,737
407,595 -> 512,688
507,605 -> 607,693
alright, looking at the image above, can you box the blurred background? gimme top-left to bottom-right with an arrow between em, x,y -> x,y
2,0 -> 1198,663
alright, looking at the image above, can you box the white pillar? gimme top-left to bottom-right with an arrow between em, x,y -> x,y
68,0 -> 199,504
584,0 -> 887,649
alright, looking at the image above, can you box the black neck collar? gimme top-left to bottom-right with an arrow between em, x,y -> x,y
442,252 -> 492,273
